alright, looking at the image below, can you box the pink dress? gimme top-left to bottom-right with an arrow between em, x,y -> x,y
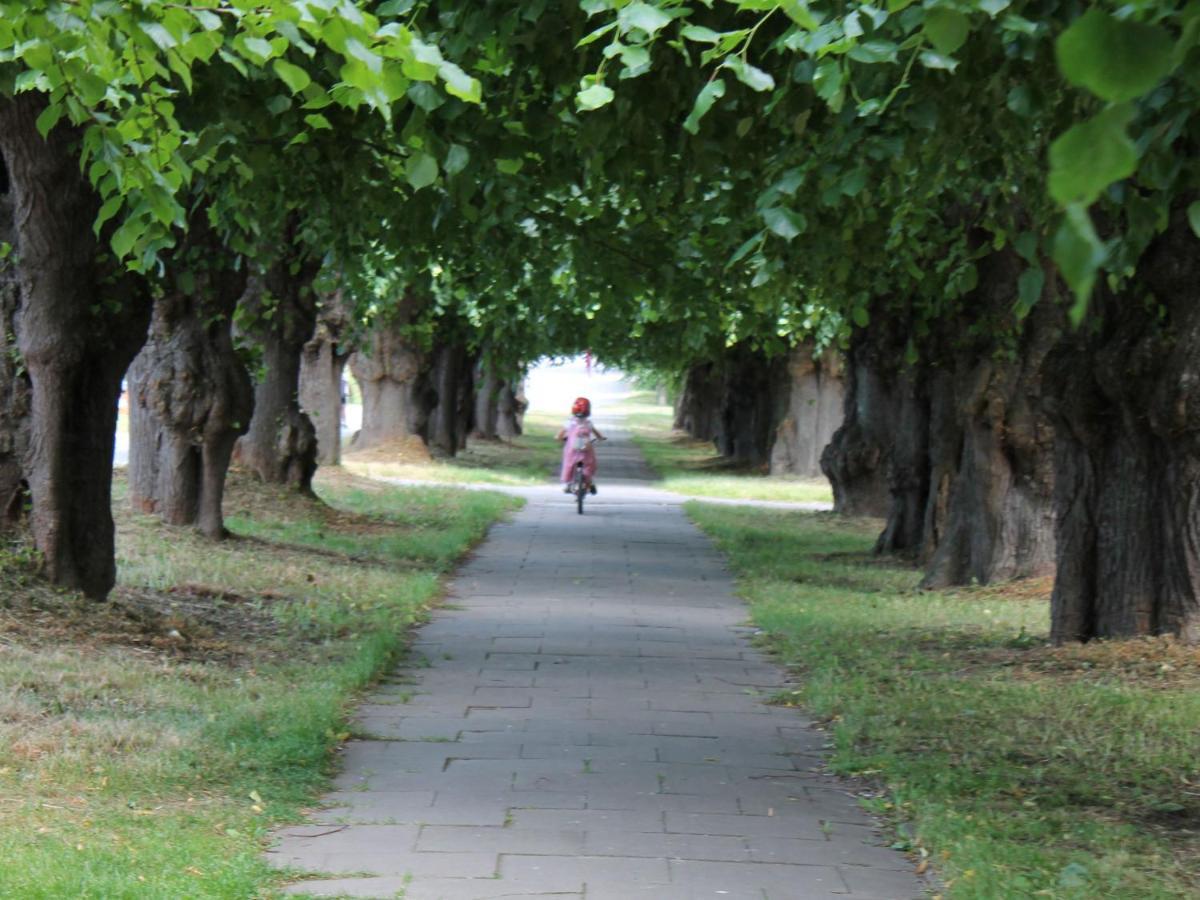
560,417 -> 598,483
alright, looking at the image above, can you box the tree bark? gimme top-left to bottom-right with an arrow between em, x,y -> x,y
126,221 -> 252,538
0,94 -> 151,598
712,345 -> 788,467
1046,211 -> 1200,643
820,321 -> 898,517
0,169 -> 31,530
769,344 -> 845,478
496,377 -> 527,439
423,338 -> 477,457
674,362 -> 721,442
472,365 -> 501,441
234,258 -> 319,493
299,291 -> 350,466
348,295 -> 429,451
823,251 -> 1058,590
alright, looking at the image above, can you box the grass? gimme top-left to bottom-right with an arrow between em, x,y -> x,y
0,468 -> 519,898
686,503 -> 1200,899
341,413 -> 561,487
620,391 -> 834,504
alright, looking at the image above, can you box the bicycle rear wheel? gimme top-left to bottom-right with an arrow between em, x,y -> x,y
573,464 -> 585,514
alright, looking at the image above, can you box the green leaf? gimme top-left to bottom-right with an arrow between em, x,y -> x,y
918,51 -> 958,72
780,1 -> 821,31
496,158 -> 524,174
1188,202 -> 1200,239
619,2 -> 673,35
439,61 -> 481,103
722,56 -> 775,92
1056,9 -> 1174,102
848,41 -> 898,64
852,305 -> 870,328
239,36 -> 275,64
34,103 -> 63,138
762,206 -> 807,241
577,82 -> 615,111
1014,267 -> 1044,319
923,9 -> 969,56
406,152 -> 438,190
304,113 -> 333,130
1052,204 -> 1107,317
272,59 -> 312,94
683,78 -> 726,134
1048,104 -> 1137,206
680,25 -> 722,44
93,195 -> 124,236
445,144 -> 470,175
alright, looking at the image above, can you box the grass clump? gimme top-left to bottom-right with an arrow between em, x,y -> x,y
621,392 -> 833,504
687,503 -> 1200,900
0,468 -> 518,898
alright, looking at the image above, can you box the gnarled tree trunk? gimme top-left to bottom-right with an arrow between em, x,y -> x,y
769,344 -> 845,478
126,224 -> 252,538
824,250 -> 1058,590
234,257 -> 319,493
423,338 -> 477,457
713,345 -> 788,467
1047,212 -> 1200,643
0,170 -> 30,530
472,364 -> 502,441
348,294 -> 428,451
0,94 -> 150,598
820,323 -> 897,518
299,292 -> 350,466
496,377 -> 527,439
674,362 -> 721,442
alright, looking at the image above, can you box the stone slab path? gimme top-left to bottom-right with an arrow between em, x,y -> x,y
270,434 -> 923,899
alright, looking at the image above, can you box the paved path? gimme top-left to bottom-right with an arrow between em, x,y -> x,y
270,435 -> 923,899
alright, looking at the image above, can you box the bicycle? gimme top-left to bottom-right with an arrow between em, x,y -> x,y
564,434 -> 605,515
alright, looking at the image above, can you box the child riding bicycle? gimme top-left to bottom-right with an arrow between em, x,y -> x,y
557,397 -> 606,493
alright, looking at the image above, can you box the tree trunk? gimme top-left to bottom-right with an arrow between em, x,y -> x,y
496,377 -> 527,439
1047,212 -> 1200,643
820,323 -> 897,518
423,339 -> 477,457
349,318 -> 428,451
919,272 -> 1058,587
299,293 -> 349,466
126,226 -> 252,538
0,171 -> 31,530
674,362 -> 721,442
0,94 -> 150,598
712,346 -> 788,467
824,251 -> 1058,590
472,365 -> 501,441
769,344 -> 845,478
234,260 -> 319,493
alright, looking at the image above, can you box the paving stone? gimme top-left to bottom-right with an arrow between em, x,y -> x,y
270,430 -> 919,899
670,859 -> 849,898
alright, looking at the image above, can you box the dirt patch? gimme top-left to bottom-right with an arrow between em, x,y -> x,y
0,574 -> 290,666
343,435 -> 432,465
969,634 -> 1200,690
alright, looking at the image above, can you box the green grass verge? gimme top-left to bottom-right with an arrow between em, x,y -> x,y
687,503 -> 1200,900
620,392 -> 834,504
0,469 -> 519,898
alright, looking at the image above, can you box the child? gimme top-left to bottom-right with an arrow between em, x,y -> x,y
557,396 -> 605,493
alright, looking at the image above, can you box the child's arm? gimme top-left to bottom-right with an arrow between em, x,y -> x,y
593,426 -> 606,440
556,427 -> 567,441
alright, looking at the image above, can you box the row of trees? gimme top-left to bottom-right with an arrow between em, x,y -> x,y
0,1 -> 1196,644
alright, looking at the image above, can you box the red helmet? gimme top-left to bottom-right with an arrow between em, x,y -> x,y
572,397 -> 591,417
